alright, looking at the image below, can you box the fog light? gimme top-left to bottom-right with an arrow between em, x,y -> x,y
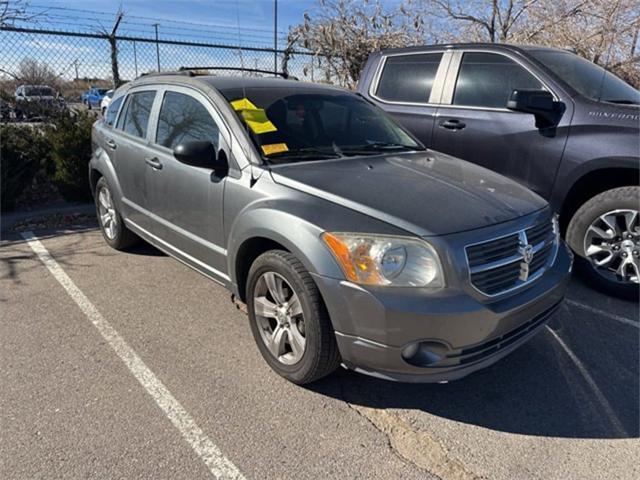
402,341 -> 448,367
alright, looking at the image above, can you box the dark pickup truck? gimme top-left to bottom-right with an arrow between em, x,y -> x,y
358,43 -> 639,298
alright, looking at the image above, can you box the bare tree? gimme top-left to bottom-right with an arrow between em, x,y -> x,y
285,0 -> 434,88
427,0 -> 541,42
17,58 -> 59,86
0,0 -> 29,26
515,0 -> 640,86
97,8 -> 124,88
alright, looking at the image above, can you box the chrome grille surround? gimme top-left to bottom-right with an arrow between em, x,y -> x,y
465,219 -> 559,297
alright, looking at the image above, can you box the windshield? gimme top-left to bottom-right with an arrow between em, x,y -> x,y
220,86 -> 423,163
530,50 -> 639,104
25,86 -> 54,96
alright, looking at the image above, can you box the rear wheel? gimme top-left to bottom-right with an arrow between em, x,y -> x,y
246,250 -> 340,384
566,186 -> 639,299
95,177 -> 139,250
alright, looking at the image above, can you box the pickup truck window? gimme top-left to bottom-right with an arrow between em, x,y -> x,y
530,50 -> 639,104
453,52 -> 543,109
376,53 -> 443,103
118,91 -> 156,139
156,91 -> 220,149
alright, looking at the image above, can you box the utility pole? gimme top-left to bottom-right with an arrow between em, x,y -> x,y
73,59 -> 79,80
153,23 -> 161,72
273,0 -> 278,73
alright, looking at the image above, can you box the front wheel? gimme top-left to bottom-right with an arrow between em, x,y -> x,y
246,250 -> 340,384
566,186 -> 639,300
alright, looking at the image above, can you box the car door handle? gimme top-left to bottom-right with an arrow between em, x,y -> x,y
439,119 -> 466,130
106,139 -> 117,149
145,157 -> 163,170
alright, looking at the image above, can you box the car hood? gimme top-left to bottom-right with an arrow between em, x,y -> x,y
269,151 -> 547,237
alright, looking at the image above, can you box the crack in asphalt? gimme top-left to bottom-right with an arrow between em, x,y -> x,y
337,376 -> 480,480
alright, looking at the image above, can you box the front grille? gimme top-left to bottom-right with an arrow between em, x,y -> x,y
466,219 -> 557,296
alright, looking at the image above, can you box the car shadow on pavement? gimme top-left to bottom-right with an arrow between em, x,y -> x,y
310,298 -> 639,440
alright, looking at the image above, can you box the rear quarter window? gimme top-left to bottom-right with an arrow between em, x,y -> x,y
104,96 -> 124,127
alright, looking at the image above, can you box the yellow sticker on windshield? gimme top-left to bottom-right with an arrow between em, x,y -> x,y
230,97 -> 278,134
261,143 -> 289,155
230,98 -> 258,111
241,108 -> 278,134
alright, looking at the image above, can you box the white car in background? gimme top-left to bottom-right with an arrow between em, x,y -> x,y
100,89 -> 114,115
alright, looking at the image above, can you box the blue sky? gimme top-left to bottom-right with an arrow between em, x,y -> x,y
30,0 -> 316,36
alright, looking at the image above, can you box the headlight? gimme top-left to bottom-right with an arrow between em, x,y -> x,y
322,232 -> 444,287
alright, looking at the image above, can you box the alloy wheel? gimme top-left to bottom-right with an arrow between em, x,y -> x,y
253,271 -> 306,365
97,186 -> 118,240
583,209 -> 640,284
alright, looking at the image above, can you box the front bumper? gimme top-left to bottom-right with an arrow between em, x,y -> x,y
312,241 -> 572,383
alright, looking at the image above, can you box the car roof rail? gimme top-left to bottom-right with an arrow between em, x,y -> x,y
178,66 -> 298,80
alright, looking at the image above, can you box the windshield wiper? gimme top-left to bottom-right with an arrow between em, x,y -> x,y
263,147 -> 343,163
341,142 -> 423,155
603,99 -> 639,105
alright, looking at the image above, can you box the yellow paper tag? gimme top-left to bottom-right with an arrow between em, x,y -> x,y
241,109 -> 278,134
230,98 -> 258,111
261,143 -> 289,155
230,97 -> 278,134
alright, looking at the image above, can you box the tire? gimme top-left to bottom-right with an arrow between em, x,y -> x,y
246,250 -> 341,384
566,186 -> 639,300
101,107 -> 106,116
94,177 -> 139,250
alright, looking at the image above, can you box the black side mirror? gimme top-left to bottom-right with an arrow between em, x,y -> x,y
173,140 -> 227,173
507,89 -> 564,129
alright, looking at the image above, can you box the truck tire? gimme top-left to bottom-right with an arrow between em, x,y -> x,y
246,250 -> 341,384
566,186 -> 639,300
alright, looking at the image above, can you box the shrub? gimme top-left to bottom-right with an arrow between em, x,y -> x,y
0,124 -> 52,212
47,111 -> 95,201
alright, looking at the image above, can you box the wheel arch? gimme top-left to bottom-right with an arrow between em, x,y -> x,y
226,209 -> 344,302
558,164 -> 639,233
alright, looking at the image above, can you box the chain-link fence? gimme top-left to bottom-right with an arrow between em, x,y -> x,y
0,26 -> 320,103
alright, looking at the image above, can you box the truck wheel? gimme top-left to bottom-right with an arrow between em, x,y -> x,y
95,177 -> 139,250
566,186 -> 639,300
246,250 -> 340,384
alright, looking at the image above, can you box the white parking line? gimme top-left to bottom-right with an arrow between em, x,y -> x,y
565,299 -> 639,329
546,326 -> 627,437
21,231 -> 245,480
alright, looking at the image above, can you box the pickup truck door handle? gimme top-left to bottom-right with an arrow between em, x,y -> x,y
439,119 -> 466,130
145,157 -> 163,170
106,139 -> 117,149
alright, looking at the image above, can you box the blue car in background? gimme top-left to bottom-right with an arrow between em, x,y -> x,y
82,87 -> 108,109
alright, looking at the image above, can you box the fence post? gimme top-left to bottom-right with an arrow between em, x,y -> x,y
108,10 -> 124,87
153,23 -> 161,72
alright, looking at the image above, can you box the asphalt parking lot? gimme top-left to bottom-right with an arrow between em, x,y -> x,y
1,224 -> 638,480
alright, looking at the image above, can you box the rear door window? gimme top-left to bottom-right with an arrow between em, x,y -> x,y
453,52 -> 544,109
376,53 -> 443,103
117,91 -> 156,139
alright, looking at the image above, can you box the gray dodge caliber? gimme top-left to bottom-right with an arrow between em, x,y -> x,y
90,73 -> 573,385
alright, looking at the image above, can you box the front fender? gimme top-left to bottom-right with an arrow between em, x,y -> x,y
226,205 -> 345,290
